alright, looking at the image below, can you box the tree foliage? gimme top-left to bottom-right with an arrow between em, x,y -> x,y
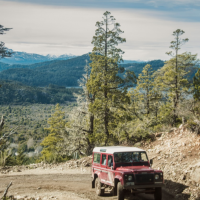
155,29 -> 197,125
0,24 -> 12,59
193,68 -> 200,101
87,11 -> 136,145
40,104 -> 69,163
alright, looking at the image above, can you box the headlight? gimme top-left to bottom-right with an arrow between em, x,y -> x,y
155,175 -> 159,180
128,175 -> 132,181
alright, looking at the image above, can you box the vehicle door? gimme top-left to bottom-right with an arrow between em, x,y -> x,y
92,152 -> 101,178
106,154 -> 114,186
100,153 -> 107,184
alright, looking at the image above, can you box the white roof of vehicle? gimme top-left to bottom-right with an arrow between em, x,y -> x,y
93,146 -> 146,154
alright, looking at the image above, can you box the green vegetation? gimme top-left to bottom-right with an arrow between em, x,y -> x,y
0,54 -> 90,87
0,104 -> 73,165
0,80 -> 81,105
193,68 -> 200,101
40,104 -> 70,163
0,54 -> 165,87
0,14 -> 200,166
87,11 -> 136,145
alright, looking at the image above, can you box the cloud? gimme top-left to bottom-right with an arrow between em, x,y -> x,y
0,1 -> 200,60
2,0 -> 200,22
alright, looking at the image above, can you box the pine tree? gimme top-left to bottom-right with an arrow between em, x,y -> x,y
126,64 -> 162,139
156,29 -> 197,125
132,64 -> 161,117
156,52 -> 197,125
87,11 -> 136,144
40,104 -> 69,163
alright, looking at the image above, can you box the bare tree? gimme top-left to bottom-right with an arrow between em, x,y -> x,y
66,60 -> 95,156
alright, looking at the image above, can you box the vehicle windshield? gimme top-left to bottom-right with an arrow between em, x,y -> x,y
114,152 -> 148,163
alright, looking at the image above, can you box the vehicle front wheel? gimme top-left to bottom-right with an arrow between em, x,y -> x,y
154,187 -> 162,200
95,177 -> 104,196
117,181 -> 124,200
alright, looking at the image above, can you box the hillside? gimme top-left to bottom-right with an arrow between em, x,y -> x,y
0,54 -> 90,86
143,125 -> 200,200
0,54 -> 165,87
0,80 -> 81,105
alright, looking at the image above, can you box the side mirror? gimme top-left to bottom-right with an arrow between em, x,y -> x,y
150,159 -> 153,165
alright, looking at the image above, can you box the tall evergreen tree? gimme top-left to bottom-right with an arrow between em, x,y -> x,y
40,104 -> 69,163
156,52 -> 197,125
156,29 -> 198,125
87,11 -> 136,144
166,29 -> 188,125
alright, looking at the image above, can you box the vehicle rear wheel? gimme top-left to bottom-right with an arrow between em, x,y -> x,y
117,181 -> 124,200
95,177 -> 104,196
154,187 -> 162,200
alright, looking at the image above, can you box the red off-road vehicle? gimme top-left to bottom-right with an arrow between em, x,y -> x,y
91,146 -> 163,200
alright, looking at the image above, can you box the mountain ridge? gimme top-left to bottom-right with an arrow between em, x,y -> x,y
0,50 -> 77,65
0,53 -> 165,87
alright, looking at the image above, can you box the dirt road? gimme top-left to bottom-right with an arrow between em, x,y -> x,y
0,168 -> 175,200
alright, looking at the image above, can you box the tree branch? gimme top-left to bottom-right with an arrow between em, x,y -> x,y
1,182 -> 12,200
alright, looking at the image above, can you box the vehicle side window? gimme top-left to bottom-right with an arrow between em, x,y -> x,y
141,152 -> 148,161
101,154 -> 107,165
108,155 -> 113,167
93,153 -> 101,164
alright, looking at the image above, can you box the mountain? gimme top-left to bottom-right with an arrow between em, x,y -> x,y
0,54 -> 90,87
0,53 -> 165,87
0,50 -> 76,65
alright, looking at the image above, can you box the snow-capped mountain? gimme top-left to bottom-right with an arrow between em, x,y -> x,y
0,50 -> 77,65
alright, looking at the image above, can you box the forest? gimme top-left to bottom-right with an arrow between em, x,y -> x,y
0,55 -> 165,87
0,80 -> 81,105
0,11 -> 200,165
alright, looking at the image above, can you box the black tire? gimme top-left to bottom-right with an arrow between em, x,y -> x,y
117,181 -> 124,200
154,187 -> 162,200
95,177 -> 104,196
112,185 -> 117,196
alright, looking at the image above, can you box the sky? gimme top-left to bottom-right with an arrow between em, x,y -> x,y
0,0 -> 200,60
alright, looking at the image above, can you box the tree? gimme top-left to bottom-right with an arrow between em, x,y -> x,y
40,104 -> 69,163
0,117 -> 18,166
132,64 -> 161,117
193,68 -> 200,101
0,24 -> 12,59
156,29 -> 198,125
166,29 -> 188,125
87,11 -> 136,144
156,52 -> 198,125
67,61 -> 95,156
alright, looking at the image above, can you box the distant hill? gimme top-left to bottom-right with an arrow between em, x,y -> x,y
0,53 -> 165,87
0,50 -> 76,65
123,60 -> 165,77
0,54 -> 90,87
0,80 -> 81,105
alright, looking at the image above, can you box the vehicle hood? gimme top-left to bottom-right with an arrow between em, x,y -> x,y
115,166 -> 155,173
